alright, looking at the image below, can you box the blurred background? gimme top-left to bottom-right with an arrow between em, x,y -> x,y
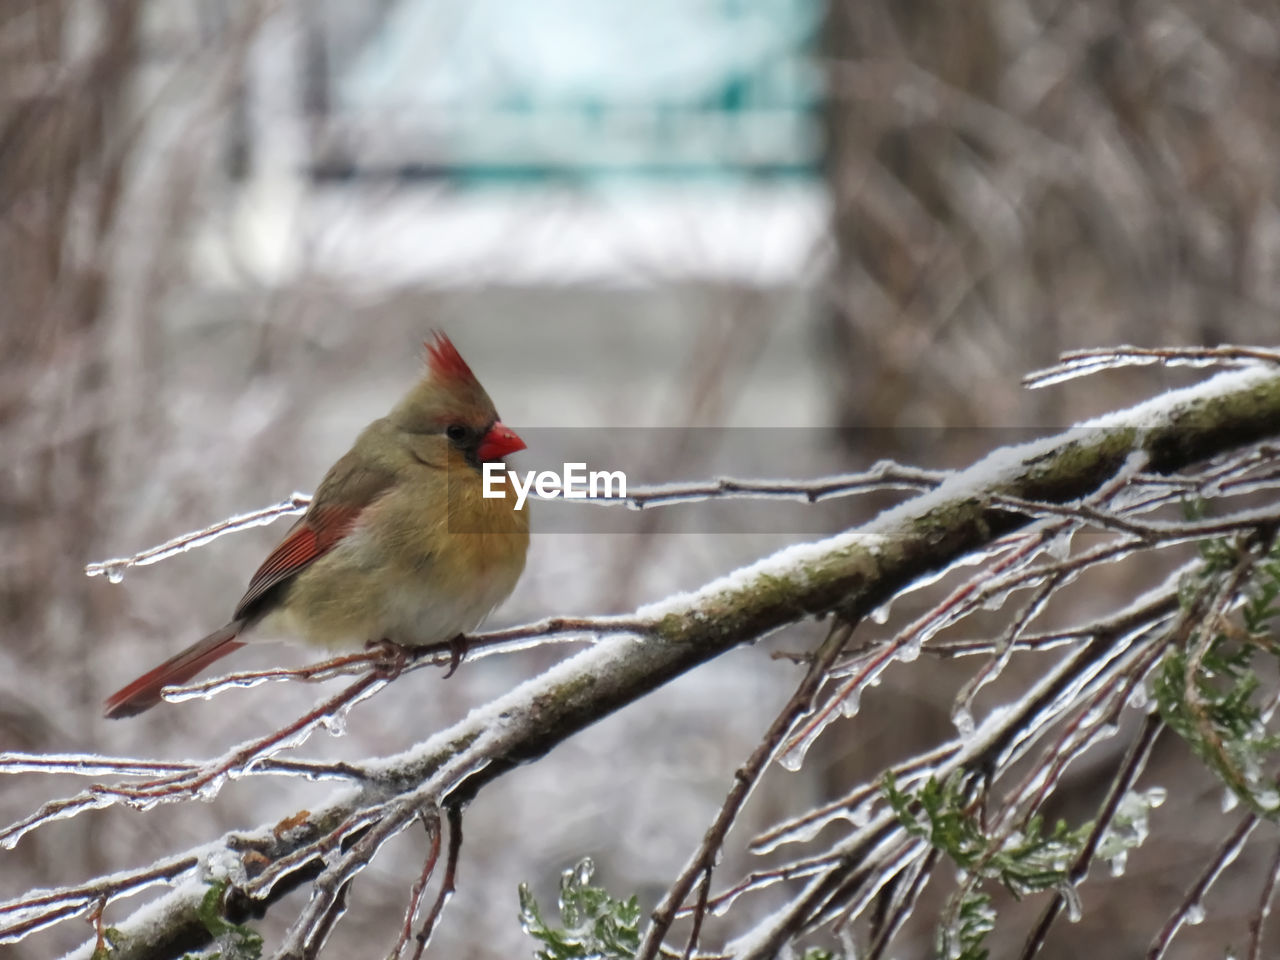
3,1 -> 1280,957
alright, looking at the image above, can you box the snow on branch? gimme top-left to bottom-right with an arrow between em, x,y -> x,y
7,363 -> 1280,958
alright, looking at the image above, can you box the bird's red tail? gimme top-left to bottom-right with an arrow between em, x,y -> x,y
103,623 -> 246,719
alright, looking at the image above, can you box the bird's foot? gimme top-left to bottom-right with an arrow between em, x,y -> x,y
442,634 -> 468,679
365,638 -> 408,679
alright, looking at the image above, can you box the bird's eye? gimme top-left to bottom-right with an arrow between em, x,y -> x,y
445,424 -> 469,443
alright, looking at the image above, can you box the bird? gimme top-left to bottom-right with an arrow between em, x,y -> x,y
104,332 -> 530,719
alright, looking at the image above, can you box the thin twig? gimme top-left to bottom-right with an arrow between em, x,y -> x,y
0,751 -> 366,781
635,619 -> 857,960
785,528 -> 1052,757
389,813 -> 442,960
586,464 -> 947,509
82,466 -> 947,583
410,806 -> 464,960
754,587 -> 1179,858
749,741 -> 960,855
676,858 -> 838,919
865,848 -> 939,960
243,808 -> 389,900
159,614 -> 647,704
1024,345 -> 1280,389
1147,813 -> 1260,960
951,573 -> 1060,732
0,852 -> 200,943
1247,842 -> 1280,960
0,672 -> 386,849
1019,714 -> 1163,959
84,493 -> 311,581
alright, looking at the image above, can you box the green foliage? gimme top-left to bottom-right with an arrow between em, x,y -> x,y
882,771 -> 1157,960
91,928 -> 125,960
89,882 -> 261,960
1155,527 -> 1280,816
181,880 -> 263,960
883,770 -> 1081,960
938,889 -> 996,960
518,858 -> 641,960
883,771 -> 1088,898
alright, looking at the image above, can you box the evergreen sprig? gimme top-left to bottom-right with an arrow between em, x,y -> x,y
1156,525 -> 1280,816
883,771 -> 1088,898
518,858 -> 641,960
186,880 -> 263,960
882,769 -> 1160,960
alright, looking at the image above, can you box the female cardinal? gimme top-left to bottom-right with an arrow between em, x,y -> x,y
104,333 -> 529,719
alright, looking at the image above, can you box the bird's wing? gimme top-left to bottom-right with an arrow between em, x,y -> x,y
233,454 -> 394,620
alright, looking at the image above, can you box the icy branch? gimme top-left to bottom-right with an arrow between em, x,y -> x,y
82,466 -> 945,583
1024,345 -> 1280,389
21,365 -> 1277,958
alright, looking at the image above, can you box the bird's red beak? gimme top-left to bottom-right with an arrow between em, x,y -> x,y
477,421 -> 526,462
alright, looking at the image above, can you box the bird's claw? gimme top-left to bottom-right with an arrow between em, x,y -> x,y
442,634 -> 468,679
365,639 -> 408,679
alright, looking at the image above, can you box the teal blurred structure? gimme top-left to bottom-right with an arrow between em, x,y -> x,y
310,0 -> 822,183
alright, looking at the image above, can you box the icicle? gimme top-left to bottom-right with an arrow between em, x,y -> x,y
850,796 -> 875,828
897,633 -> 923,663
777,714 -> 831,772
320,712 -> 347,737
1060,883 -> 1082,923
1044,527 -> 1075,561
1126,682 -> 1150,712
837,688 -> 863,719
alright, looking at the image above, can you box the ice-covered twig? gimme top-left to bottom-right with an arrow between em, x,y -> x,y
160,614 -> 650,705
730,585 -> 1188,959
0,673 -> 386,849
1247,841 -> 1280,960
408,806 -> 463,960
999,647 -> 1159,834
0,850 -> 201,945
581,462 -> 947,509
750,741 -> 960,854
674,856 -> 837,920
0,751 -> 364,781
1019,714 -> 1163,959
1024,345 -> 1280,389
1146,813 -> 1259,960
864,847 -> 939,960
635,620 -> 857,960
783,525 -> 1053,759
389,815 -> 442,960
84,493 -> 311,582
82,466 -> 945,584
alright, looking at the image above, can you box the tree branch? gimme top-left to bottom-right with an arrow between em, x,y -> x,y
50,366 -> 1280,958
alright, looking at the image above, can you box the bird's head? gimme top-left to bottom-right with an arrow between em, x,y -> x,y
389,332 -> 526,466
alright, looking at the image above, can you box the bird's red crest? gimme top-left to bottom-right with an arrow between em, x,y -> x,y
425,332 -> 477,383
